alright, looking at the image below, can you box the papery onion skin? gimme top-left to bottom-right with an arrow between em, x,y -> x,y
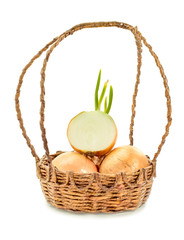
99,145 -> 150,174
52,151 -> 98,173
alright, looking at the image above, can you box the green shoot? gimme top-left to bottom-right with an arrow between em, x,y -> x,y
104,96 -> 107,113
95,69 -> 101,110
105,86 -> 113,114
98,80 -> 109,110
94,69 -> 113,114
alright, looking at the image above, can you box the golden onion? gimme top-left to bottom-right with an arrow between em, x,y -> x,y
99,145 -> 149,174
52,151 -> 98,173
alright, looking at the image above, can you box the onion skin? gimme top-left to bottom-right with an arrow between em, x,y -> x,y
69,137 -> 117,157
52,151 -> 98,173
99,145 -> 149,174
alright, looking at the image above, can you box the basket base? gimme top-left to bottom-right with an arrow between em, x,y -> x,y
40,180 -> 153,213
45,199 -> 149,213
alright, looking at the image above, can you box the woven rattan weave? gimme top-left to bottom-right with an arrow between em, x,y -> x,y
15,22 -> 172,213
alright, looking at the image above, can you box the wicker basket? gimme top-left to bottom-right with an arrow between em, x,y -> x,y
15,21 -> 172,213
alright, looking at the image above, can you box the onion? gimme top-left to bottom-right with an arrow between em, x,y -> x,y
52,151 -> 98,173
67,70 -> 117,156
99,145 -> 149,174
67,111 -> 117,156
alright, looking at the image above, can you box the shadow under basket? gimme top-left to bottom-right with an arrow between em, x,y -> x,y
15,21 -> 172,213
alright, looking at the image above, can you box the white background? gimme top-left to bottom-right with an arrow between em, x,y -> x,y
1,0 -> 184,239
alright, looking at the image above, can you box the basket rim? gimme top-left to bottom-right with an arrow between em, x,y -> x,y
39,150 -> 155,178
37,151 -> 155,192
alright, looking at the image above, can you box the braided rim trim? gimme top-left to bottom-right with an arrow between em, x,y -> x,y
37,154 -> 155,192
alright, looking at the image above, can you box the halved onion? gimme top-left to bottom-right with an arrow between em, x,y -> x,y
99,145 -> 149,174
52,151 -> 97,173
67,111 -> 117,156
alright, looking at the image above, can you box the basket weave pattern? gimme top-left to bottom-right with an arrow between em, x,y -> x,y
37,152 -> 154,212
15,22 -> 172,213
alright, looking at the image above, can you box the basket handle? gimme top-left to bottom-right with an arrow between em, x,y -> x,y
15,21 -> 172,166
129,30 -> 172,164
39,22 -> 142,162
15,37 -> 59,162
